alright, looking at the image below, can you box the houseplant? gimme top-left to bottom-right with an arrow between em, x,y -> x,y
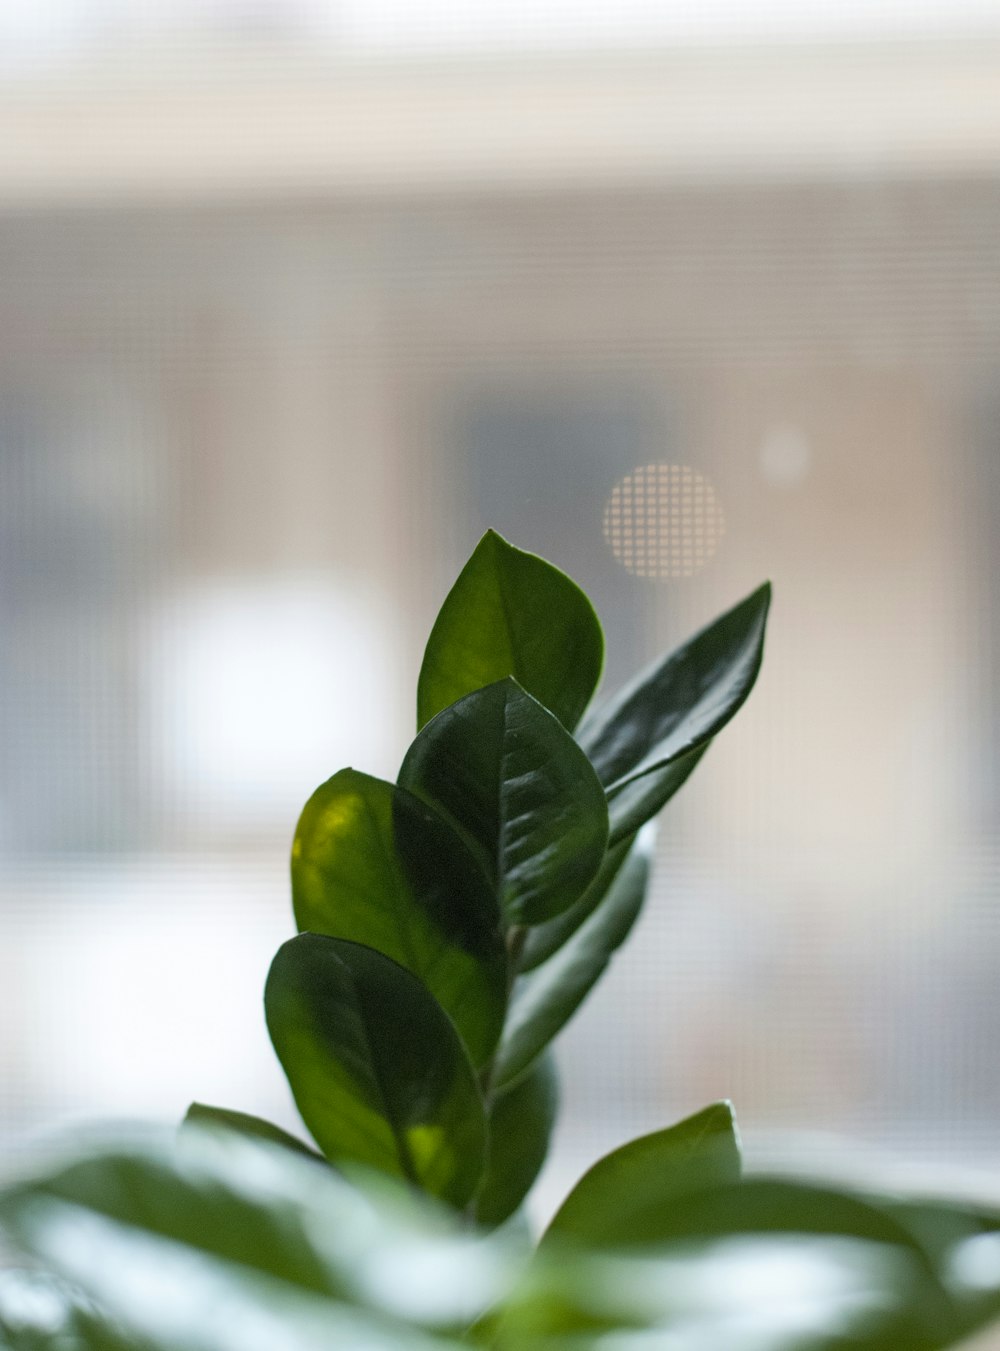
2,530 -> 1000,1350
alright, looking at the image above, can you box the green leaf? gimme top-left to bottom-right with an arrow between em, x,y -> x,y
519,834 -> 634,973
292,768 -> 506,1066
489,1234 -> 948,1351
0,1269 -> 105,1351
0,1129 -> 515,1334
579,583 -> 771,843
0,1134 -> 475,1345
265,934 -> 487,1209
528,1171 -> 977,1349
543,1102 -> 742,1248
553,1172 -> 947,1261
887,1197 -> 1000,1345
475,1056 -> 558,1229
182,1104 -> 324,1162
399,680 -> 609,928
604,743 -> 709,849
417,531 -> 604,733
492,828 -> 654,1089
6,1132 -> 1000,1351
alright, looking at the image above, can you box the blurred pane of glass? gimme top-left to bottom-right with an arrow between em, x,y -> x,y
1,34 -> 1000,1242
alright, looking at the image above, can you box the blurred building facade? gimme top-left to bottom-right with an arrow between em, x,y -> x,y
2,27 -> 1000,1209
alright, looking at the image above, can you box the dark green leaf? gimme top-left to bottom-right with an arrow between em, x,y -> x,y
475,1056 -> 558,1229
492,829 -> 654,1089
292,768 -> 506,1066
519,835 -> 634,973
417,531 -> 604,733
579,584 -> 770,842
543,1102 -> 741,1248
182,1104 -> 324,1162
265,934 -> 487,1208
399,680 -> 608,928
604,743 -> 708,848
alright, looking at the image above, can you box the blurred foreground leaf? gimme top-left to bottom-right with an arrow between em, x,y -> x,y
182,1104 -> 323,1162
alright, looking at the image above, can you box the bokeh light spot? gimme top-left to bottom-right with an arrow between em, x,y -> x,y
602,464 -> 725,578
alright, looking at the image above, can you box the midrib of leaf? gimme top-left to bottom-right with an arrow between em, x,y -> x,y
360,788 -> 427,983
492,546 -> 521,691
496,687 -> 517,925
348,961 -> 420,1189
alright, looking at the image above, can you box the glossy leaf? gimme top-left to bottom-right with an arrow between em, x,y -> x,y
292,768 -> 506,1066
182,1104 -> 324,1162
417,531 -> 604,733
579,584 -> 770,842
603,742 -> 709,849
399,680 -> 608,928
519,835 -> 634,973
475,1056 -> 558,1229
543,1102 -> 742,1248
492,828 -> 654,1089
265,934 -> 487,1209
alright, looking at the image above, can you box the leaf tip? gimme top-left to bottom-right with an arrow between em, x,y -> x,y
478,527 -> 515,559
709,1098 -> 738,1128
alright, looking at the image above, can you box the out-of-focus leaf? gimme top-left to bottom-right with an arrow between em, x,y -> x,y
498,1180 -> 1000,1350
543,1102 -> 742,1248
292,768 -> 506,1066
538,1171 -> 950,1292
181,1104 -> 324,1162
492,830 -> 654,1089
265,934 -> 487,1208
4,1199 -> 457,1351
5,1131 -> 1000,1351
487,1233 -> 942,1351
0,1129 -> 516,1334
417,531 -> 604,733
475,1056 -> 558,1229
578,584 -> 770,843
888,1196 -> 1000,1345
635,1176 -> 949,1258
400,680 -> 608,928
0,1268 -> 107,1351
